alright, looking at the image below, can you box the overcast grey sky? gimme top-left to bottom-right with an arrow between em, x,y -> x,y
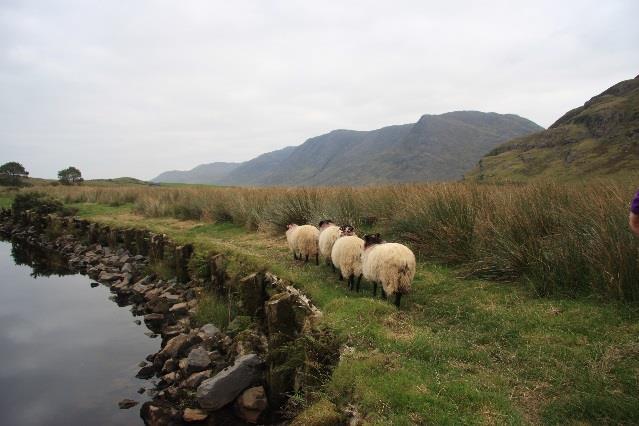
1,0 -> 638,180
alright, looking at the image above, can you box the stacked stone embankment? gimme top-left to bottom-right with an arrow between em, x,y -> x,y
0,207 -> 334,425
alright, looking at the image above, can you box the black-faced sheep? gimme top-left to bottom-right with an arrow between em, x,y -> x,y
362,233 -> 416,308
286,223 -> 320,265
318,219 -> 341,267
331,224 -> 365,291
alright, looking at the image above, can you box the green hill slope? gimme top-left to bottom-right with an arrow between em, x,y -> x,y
468,75 -> 639,182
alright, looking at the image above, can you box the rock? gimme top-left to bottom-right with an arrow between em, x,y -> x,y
144,313 -> 164,329
183,408 -> 208,423
159,334 -> 190,359
162,358 -> 178,374
178,358 -> 188,371
140,401 -> 180,426
138,361 -> 148,368
185,347 -> 211,374
236,273 -> 267,315
168,302 -> 188,315
162,371 -> 179,385
90,282 -> 99,288
134,319 -> 142,325
118,399 -> 138,409
266,292 -> 307,338
121,262 -> 133,273
138,387 -> 146,394
200,324 -> 220,337
162,325 -> 184,340
161,293 -> 181,304
196,353 -> 263,411
144,331 -> 158,338
235,386 -> 268,424
183,370 -> 212,388
136,364 -> 156,379
98,270 -> 121,283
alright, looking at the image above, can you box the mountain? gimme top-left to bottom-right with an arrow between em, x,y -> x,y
152,111 -> 542,186
219,146 -> 297,185
467,75 -> 639,182
151,162 -> 240,184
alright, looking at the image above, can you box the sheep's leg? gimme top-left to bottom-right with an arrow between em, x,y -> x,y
372,282 -> 377,296
332,263 -> 335,273
356,274 -> 362,292
315,253 -> 319,266
293,252 -> 298,260
381,288 -> 387,300
339,272 -> 343,281
348,274 -> 354,291
305,254 -> 309,262
394,293 -> 402,308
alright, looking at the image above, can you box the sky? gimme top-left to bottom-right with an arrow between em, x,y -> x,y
1,0 -> 638,180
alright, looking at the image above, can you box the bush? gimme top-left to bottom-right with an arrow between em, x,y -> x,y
11,192 -> 71,216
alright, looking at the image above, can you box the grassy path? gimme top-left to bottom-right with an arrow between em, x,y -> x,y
71,203 -> 639,424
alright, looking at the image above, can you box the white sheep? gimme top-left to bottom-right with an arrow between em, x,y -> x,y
318,220 -> 341,266
286,224 -> 320,265
331,225 -> 364,291
362,233 -> 416,308
286,224 -> 300,260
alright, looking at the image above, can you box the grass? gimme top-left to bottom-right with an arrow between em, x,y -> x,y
24,180 -> 639,301
59,199 -> 639,424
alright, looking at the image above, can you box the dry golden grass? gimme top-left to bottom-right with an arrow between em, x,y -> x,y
23,178 -> 639,301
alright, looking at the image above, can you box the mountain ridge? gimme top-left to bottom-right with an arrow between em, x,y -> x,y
152,110 -> 543,186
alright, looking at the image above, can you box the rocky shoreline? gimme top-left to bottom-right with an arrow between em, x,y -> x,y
0,208 -> 338,425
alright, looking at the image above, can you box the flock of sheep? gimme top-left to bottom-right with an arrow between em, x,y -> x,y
285,220 -> 416,308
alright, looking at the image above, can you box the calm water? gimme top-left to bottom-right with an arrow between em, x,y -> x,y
0,240 -> 159,426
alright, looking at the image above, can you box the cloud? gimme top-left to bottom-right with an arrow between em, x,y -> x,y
1,0 -> 638,179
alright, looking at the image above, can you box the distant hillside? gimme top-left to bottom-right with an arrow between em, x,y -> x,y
468,75 -> 639,182
152,162 -> 239,184
219,146 -> 297,185
152,111 -> 542,186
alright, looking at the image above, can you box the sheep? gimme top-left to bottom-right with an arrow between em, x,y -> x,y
286,224 -> 300,260
318,220 -> 341,267
286,224 -> 320,265
331,224 -> 365,291
362,233 -> 416,308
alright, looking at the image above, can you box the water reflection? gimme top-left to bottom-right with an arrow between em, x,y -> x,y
10,239 -> 72,277
0,239 -> 159,426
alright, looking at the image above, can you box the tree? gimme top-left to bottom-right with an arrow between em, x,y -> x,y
58,166 -> 83,185
0,162 -> 29,186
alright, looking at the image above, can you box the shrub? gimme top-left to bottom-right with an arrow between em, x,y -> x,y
11,192 -> 69,216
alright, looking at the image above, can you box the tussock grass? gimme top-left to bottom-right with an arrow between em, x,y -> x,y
30,179 -> 639,300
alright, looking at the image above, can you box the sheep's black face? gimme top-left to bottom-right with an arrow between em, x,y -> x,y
319,219 -> 334,228
363,233 -> 382,248
339,224 -> 355,236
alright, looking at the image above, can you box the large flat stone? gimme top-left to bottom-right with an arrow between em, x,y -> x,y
196,354 -> 263,411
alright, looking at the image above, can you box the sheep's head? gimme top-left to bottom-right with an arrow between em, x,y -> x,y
319,219 -> 334,229
286,223 -> 298,231
363,233 -> 382,248
339,224 -> 355,236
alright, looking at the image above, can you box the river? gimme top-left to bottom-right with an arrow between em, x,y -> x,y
0,240 -> 159,425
